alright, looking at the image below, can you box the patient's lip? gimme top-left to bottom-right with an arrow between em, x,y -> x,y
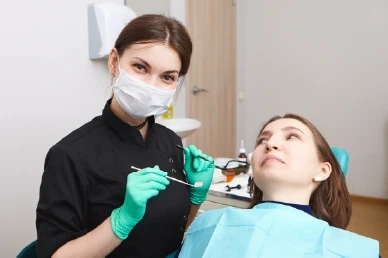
262,155 -> 284,165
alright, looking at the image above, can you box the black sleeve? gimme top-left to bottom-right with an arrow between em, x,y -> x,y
36,145 -> 88,258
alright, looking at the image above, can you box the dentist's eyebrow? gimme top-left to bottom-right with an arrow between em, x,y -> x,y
133,57 -> 151,69
133,57 -> 179,74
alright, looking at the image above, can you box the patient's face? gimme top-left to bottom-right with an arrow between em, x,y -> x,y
251,118 -> 322,191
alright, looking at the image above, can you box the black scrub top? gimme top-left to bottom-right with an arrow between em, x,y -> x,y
36,99 -> 191,258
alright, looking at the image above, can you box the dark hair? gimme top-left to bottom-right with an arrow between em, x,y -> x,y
114,14 -> 192,76
249,113 -> 352,229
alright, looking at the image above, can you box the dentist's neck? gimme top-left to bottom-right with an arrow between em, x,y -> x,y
110,97 -> 148,128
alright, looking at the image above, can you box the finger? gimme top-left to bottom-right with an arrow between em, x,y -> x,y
195,158 -> 206,171
205,154 -> 214,164
138,172 -> 170,186
189,145 -> 202,158
183,147 -> 190,156
134,178 -> 168,192
183,147 -> 193,164
188,145 -> 199,156
144,180 -> 168,191
193,151 -> 204,170
202,154 -> 213,170
136,167 -> 167,177
142,189 -> 161,201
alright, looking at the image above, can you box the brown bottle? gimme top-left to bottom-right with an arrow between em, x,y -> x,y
238,140 -> 247,172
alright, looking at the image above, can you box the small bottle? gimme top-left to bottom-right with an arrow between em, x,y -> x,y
162,105 -> 174,119
238,140 -> 248,172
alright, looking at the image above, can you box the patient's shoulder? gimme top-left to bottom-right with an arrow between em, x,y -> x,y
187,207 -> 236,232
324,226 -> 379,257
188,207 -> 256,233
195,206 -> 234,222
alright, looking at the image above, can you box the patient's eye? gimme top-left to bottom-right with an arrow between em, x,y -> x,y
286,133 -> 300,140
257,137 -> 268,145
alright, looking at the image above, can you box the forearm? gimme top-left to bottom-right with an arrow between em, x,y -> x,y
53,217 -> 122,258
186,204 -> 201,230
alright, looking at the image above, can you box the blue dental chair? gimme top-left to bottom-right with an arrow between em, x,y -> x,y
17,147 -> 350,258
330,147 -> 349,178
16,240 -> 37,258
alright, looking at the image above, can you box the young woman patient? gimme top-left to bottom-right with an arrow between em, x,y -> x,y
174,113 -> 380,258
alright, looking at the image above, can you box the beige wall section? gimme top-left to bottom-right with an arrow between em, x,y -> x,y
236,0 -> 388,199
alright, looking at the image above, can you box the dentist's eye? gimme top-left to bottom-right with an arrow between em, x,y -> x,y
134,64 -> 146,73
163,75 -> 176,82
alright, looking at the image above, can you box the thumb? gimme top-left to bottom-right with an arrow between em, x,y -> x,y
183,147 -> 192,163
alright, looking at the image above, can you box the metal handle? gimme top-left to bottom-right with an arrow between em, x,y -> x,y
192,86 -> 208,95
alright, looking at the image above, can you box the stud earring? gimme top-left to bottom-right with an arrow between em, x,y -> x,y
314,176 -> 322,182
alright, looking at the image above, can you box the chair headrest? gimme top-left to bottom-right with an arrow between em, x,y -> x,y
330,147 -> 349,178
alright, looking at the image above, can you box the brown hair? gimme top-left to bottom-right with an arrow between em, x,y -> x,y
248,114 -> 352,229
114,14 -> 192,76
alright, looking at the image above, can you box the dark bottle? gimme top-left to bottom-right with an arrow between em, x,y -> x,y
238,140 -> 248,172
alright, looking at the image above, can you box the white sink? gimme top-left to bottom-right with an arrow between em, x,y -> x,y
156,118 -> 201,139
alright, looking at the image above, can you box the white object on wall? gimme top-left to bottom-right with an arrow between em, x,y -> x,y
88,1 -> 136,60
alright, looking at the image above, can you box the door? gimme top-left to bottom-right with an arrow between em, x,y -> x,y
185,0 -> 237,158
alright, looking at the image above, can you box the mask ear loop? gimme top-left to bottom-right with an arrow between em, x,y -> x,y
170,76 -> 186,106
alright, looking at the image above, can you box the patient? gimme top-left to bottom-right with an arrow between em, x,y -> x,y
175,114 -> 380,258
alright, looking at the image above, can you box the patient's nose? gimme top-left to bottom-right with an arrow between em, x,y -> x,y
265,139 -> 279,151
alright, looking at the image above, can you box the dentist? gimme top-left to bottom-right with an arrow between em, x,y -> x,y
36,14 -> 215,258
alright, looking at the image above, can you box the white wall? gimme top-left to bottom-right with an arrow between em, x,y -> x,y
236,0 -> 388,199
0,0 -> 185,256
126,0 -> 170,16
0,0 -> 113,256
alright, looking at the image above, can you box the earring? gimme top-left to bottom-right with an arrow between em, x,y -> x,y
314,176 -> 322,182
110,76 -> 114,86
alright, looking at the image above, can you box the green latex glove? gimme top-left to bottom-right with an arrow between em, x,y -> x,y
183,145 -> 215,205
111,165 -> 169,240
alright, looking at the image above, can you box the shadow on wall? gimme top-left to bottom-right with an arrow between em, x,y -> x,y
385,118 -> 388,199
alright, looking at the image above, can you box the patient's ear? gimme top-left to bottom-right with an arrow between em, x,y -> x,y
313,162 -> 332,182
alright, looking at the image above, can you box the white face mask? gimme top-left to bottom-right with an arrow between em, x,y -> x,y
112,65 -> 177,119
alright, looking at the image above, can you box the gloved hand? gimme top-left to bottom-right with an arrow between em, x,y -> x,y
111,165 -> 169,240
183,145 -> 215,205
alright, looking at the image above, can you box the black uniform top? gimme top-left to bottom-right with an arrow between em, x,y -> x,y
36,99 -> 191,258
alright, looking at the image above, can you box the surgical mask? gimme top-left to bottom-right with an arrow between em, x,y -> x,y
112,65 -> 177,119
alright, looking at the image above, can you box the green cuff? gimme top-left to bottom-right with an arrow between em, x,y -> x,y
110,207 -> 133,240
190,191 -> 208,205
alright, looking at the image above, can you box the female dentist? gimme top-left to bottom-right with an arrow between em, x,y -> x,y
36,14 -> 215,258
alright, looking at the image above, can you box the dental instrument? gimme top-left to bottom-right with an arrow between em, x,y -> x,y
131,166 -> 204,188
176,144 -> 214,163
